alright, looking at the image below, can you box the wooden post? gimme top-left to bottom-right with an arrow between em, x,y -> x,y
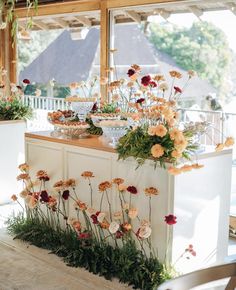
8,23 -> 17,84
100,0 -> 109,102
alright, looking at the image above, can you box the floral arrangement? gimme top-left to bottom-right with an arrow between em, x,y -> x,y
0,67 -> 32,120
8,163 -> 197,289
114,66 -> 234,170
65,77 -> 99,102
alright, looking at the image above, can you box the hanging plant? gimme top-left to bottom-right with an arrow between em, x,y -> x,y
0,0 -> 38,38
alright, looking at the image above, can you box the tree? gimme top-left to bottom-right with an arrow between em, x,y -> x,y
149,21 -> 231,92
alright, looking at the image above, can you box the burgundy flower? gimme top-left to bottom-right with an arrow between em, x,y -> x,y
127,186 -> 138,194
90,211 -> 100,224
164,214 -> 177,225
185,244 -> 196,256
141,75 -> 151,86
78,232 -> 91,239
23,79 -> 30,85
91,214 -> 98,224
40,190 -> 49,203
174,86 -> 182,93
91,102 -> 98,112
149,81 -> 157,88
62,190 -> 70,200
127,69 -> 136,77
136,98 -> 145,104
115,230 -> 124,239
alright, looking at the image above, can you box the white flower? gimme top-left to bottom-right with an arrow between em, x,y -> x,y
97,212 -> 106,223
139,226 -> 152,239
159,82 -> 169,91
109,221 -> 119,234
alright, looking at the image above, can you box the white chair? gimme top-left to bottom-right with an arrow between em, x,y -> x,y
157,262 -> 236,290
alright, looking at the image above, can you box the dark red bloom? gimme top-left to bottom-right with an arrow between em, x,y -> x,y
23,79 -> 30,84
115,230 -> 124,239
90,211 -> 100,224
127,186 -> 138,194
174,86 -> 182,93
141,75 -> 151,86
91,102 -> 98,112
40,190 -> 49,203
16,85 -> 22,90
149,81 -> 157,88
136,98 -> 145,104
91,214 -> 98,224
164,214 -> 177,225
62,190 -> 70,200
78,232 -> 91,239
127,69 -> 136,77
185,244 -> 196,256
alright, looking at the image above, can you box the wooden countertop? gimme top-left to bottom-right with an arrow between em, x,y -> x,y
25,131 -> 233,160
25,131 -> 116,153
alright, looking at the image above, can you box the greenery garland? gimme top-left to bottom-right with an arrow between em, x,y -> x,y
7,216 -> 171,290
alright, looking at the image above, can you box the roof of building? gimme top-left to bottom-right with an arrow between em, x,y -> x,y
19,24 -> 216,99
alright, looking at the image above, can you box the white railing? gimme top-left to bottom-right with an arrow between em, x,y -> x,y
179,108 -> 236,147
22,95 -> 67,111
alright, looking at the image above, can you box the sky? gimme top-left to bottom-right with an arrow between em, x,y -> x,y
149,10 -> 236,52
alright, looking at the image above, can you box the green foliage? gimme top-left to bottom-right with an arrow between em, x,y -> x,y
7,216 -> 171,289
86,117 -> 103,135
0,98 -> 33,120
149,21 -> 231,90
101,102 -> 117,114
117,126 -> 195,169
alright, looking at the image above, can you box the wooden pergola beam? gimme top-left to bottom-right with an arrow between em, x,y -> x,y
76,15 -> 92,27
125,10 -> 141,23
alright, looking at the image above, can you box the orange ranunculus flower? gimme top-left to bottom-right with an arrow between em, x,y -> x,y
144,187 -> 159,197
81,171 -> 94,179
17,173 -> 29,181
171,150 -> 182,159
151,144 -> 164,158
192,163 -> 204,169
18,163 -> 29,172
122,222 -> 132,232
215,143 -> 224,152
11,194 -> 18,201
100,220 -> 110,230
224,137 -> 234,147
168,166 -> 182,175
112,178 -> 124,185
169,70 -> 182,79
98,181 -> 112,192
53,180 -> 64,190
180,164 -> 193,172
64,178 -> 76,188
155,124 -> 167,138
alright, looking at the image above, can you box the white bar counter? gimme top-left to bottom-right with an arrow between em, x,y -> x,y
25,131 -> 232,272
